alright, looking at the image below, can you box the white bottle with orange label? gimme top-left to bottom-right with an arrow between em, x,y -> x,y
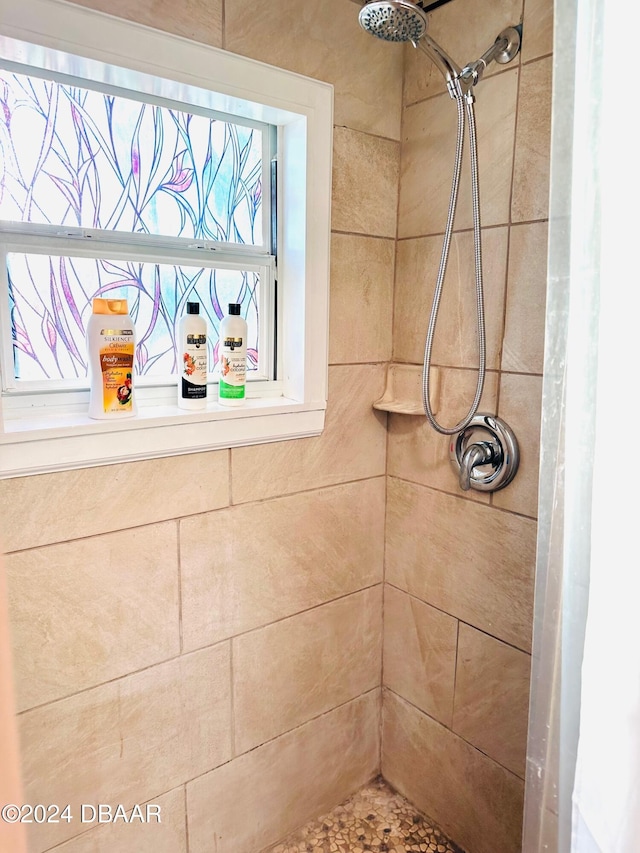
87,298 -> 136,419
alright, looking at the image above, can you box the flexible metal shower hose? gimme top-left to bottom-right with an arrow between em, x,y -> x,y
422,80 -> 486,435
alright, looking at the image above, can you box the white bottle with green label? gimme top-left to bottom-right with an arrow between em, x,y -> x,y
178,301 -> 207,410
218,303 -> 247,406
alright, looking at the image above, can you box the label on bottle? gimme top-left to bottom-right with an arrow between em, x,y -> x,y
219,337 -> 246,399
98,330 -> 134,414
181,333 -> 207,400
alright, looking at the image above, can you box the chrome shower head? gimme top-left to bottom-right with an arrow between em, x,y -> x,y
358,0 -> 428,44
359,0 -> 462,86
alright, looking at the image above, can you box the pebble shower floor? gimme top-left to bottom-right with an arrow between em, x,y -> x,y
264,777 -> 465,853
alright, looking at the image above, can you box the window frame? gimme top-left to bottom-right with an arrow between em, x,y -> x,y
0,0 -> 333,479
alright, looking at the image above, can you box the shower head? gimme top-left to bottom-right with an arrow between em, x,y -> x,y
358,0 -> 428,44
358,0 -> 462,86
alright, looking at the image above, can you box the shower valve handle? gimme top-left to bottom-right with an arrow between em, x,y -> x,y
459,441 -> 500,491
450,414 -> 520,493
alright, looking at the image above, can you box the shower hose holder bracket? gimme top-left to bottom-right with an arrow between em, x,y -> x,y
449,413 -> 519,492
458,26 -> 522,92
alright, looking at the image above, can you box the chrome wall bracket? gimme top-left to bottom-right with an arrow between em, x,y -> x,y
449,413 -> 519,492
458,26 -> 522,91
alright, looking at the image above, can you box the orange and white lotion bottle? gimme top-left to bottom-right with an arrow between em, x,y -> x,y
87,298 -> 136,419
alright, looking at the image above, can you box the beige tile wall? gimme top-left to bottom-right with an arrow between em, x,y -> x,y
1,1 -> 553,852
382,0 -> 552,847
50,788 -> 189,853
383,691 -> 525,853
453,624 -> 531,778
399,70 -> 519,236
187,692 -> 380,853
0,2 -> 399,851
6,523 -> 181,712
20,646 -> 233,851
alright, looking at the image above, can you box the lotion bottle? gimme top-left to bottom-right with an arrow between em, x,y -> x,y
87,298 -> 136,419
178,302 -> 208,410
218,303 -> 247,406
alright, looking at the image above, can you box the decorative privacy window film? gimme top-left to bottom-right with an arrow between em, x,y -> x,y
0,69 -> 263,244
7,253 -> 260,382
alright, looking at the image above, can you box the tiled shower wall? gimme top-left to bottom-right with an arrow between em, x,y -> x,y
0,2 -> 403,851
0,2 -> 553,853
382,1 -> 553,852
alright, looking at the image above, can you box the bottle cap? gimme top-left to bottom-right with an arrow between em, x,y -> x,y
92,298 -> 128,315
187,302 -> 200,314
228,303 -> 241,315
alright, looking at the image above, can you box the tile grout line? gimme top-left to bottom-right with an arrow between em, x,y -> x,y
4,472 -> 388,556
451,618 -> 461,729
385,687 -> 526,783
395,215 -> 550,241
230,637 -> 237,759
169,688 -> 383,794
228,446 -> 233,506
177,519 -> 184,655
40,785 -> 185,853
184,783 -> 191,853
384,580 -> 532,656
388,472 -> 538,521
16,583 -> 384,717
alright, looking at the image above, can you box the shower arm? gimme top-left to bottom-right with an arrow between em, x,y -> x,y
414,26 -> 522,98
458,27 -> 522,92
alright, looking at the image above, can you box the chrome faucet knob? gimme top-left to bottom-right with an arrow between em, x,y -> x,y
450,414 -> 519,492
459,440 -> 501,491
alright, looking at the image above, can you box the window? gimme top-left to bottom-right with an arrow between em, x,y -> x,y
1,68 -> 273,388
0,0 -> 333,478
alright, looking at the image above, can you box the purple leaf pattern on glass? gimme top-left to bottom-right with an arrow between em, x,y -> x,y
0,70 -> 263,382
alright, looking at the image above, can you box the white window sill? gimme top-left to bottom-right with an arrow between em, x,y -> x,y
0,395 -> 327,478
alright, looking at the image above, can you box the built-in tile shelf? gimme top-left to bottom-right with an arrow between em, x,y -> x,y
373,363 -> 440,416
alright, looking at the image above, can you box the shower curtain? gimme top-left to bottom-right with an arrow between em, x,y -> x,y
523,0 -> 640,851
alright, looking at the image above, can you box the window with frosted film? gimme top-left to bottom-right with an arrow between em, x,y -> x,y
0,69 -> 264,243
0,66 -> 273,387
7,254 -> 262,382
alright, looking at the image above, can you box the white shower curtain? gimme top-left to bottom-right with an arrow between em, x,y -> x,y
570,0 -> 640,845
524,0 -> 640,851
